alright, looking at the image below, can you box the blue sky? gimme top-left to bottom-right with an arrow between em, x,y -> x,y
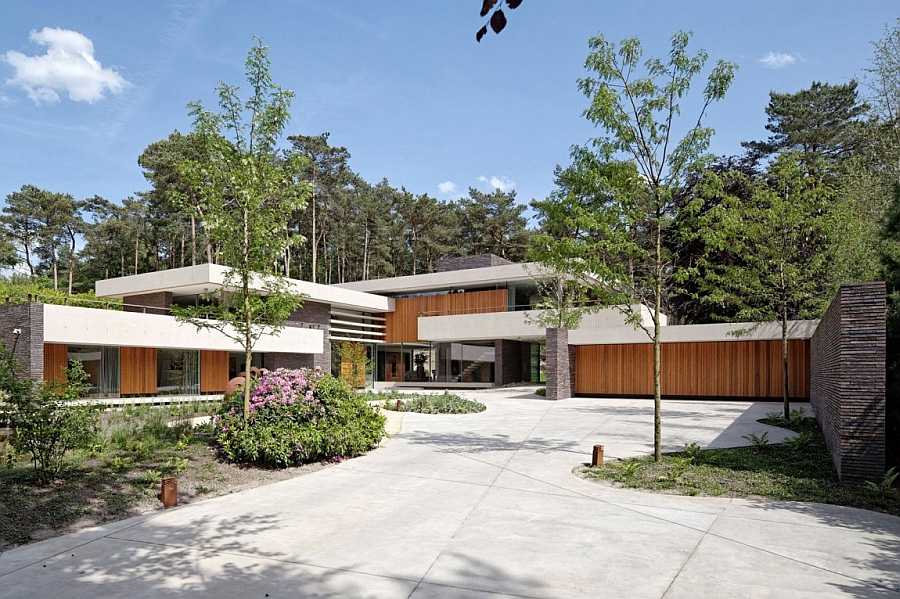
1,1 -> 897,223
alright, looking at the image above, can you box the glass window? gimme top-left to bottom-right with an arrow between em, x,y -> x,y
67,345 -> 119,399
157,349 -> 199,396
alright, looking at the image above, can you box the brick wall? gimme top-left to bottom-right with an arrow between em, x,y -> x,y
0,302 -> 44,379
495,339 -> 524,386
123,292 -> 173,315
810,282 -> 886,482
545,328 -> 572,400
261,300 -> 332,373
435,254 -> 513,272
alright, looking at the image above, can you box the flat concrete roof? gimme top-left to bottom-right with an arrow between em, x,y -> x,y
95,264 -> 392,313
333,262 -> 540,294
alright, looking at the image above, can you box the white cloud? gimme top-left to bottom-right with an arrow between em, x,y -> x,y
488,175 -> 516,192
477,175 -> 488,183
758,51 -> 800,70
3,27 -> 128,104
438,181 -> 457,195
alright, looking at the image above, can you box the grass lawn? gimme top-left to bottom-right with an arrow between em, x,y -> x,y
580,410 -> 900,517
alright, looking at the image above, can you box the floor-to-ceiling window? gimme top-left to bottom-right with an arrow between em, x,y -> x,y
157,349 -> 199,395
67,345 -> 120,398
375,342 -> 495,384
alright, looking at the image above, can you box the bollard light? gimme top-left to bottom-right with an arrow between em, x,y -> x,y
161,476 -> 178,508
591,444 -> 604,467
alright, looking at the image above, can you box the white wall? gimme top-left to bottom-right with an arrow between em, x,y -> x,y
417,307 -> 646,342
43,305 -> 323,354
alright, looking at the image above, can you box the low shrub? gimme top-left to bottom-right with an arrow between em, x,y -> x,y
382,392 -> 486,414
214,369 -> 385,467
6,361 -> 102,483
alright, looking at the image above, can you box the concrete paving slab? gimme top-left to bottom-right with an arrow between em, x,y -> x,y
421,486 -> 705,599
0,389 -> 897,598
0,536 -> 419,599
0,512 -> 156,577
664,533 -> 900,598
707,511 -> 900,590
111,468 -> 490,581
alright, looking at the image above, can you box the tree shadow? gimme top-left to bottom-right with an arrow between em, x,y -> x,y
0,509 -> 554,598
400,429 -> 583,456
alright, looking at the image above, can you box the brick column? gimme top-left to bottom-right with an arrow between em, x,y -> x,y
546,328 -> 572,400
495,339 -> 523,386
0,302 -> 44,380
810,282 -> 886,482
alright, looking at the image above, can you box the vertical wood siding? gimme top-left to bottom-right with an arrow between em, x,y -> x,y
575,339 -> 810,399
121,347 -> 157,395
43,343 -> 68,383
200,350 -> 230,393
384,289 -> 508,343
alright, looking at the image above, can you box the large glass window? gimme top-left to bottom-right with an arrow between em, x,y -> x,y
157,349 -> 199,395
375,342 -> 495,384
67,345 -> 119,399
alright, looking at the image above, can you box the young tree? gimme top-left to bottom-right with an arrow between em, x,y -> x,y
535,31 -> 735,460
692,152 -> 834,418
172,38 -> 309,420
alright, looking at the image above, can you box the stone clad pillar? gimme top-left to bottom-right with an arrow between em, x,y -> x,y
546,328 -> 572,400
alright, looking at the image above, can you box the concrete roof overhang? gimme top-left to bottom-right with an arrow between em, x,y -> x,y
95,264 -> 393,313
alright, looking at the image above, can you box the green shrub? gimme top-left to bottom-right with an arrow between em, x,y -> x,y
382,392 -> 486,414
6,361 -> 102,483
534,387 -> 546,396
213,369 -> 385,467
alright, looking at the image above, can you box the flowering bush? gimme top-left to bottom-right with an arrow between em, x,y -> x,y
214,368 -> 385,467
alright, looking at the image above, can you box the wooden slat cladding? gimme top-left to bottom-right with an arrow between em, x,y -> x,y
43,343 -> 68,383
384,289 -> 508,343
200,350 -> 230,393
575,339 -> 810,399
121,347 -> 157,395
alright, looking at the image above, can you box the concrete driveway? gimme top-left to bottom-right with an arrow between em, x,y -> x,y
1,389 -> 899,598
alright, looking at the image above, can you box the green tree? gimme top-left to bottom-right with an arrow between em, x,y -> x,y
137,131 -> 209,268
536,30 -> 735,460
287,133 -> 352,283
172,38 -> 309,420
692,152 -> 834,418
457,187 -> 530,261
742,81 -> 869,170
867,18 -> 900,178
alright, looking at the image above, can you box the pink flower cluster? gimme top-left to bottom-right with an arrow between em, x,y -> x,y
247,367 -> 325,412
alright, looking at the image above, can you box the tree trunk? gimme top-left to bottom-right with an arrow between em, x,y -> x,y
653,226 -> 662,463
782,306 -> 790,419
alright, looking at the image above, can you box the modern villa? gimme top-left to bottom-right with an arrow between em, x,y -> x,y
0,254 -> 816,402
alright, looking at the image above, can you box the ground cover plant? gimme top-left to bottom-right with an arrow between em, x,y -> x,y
580,409 -> 900,516
378,391 -> 486,414
213,368 -> 385,467
2,399 -> 219,547
0,363 -> 382,548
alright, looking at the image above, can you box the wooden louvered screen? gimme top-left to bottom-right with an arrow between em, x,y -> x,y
43,343 -> 68,383
120,347 -> 157,395
200,350 -> 230,393
384,289 -> 508,343
574,339 -> 810,399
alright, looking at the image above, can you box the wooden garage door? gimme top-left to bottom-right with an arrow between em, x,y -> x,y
574,340 -> 810,399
